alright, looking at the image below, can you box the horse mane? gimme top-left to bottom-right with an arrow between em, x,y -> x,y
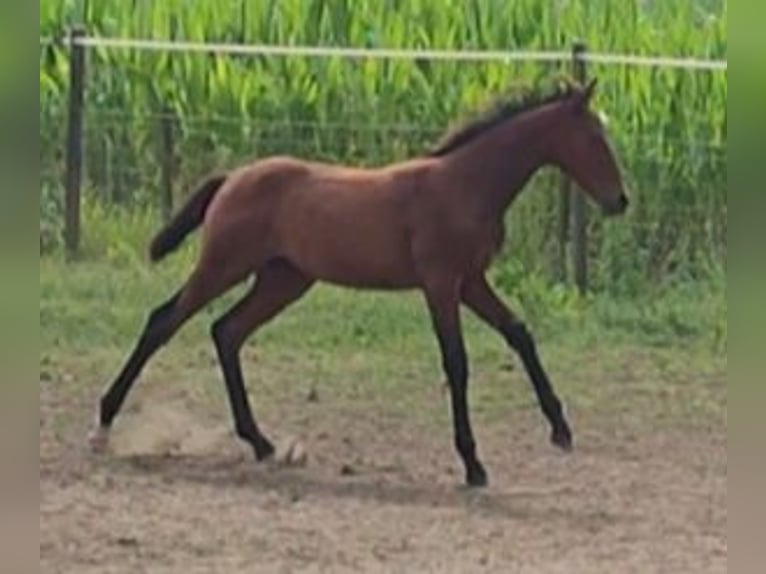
427,81 -> 574,157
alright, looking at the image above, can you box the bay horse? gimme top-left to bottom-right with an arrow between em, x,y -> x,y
92,79 -> 628,487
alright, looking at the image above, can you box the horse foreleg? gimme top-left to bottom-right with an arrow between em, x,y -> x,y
462,274 -> 572,451
422,274 -> 488,487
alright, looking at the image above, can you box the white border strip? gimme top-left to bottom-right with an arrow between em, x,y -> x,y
69,36 -> 726,71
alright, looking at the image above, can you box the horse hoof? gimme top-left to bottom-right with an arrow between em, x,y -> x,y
254,437 -> 276,462
551,426 -> 573,452
88,426 -> 111,454
466,464 -> 489,488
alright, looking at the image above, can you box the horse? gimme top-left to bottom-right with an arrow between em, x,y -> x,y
91,78 -> 628,487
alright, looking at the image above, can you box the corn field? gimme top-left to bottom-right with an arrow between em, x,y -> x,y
39,0 -> 727,293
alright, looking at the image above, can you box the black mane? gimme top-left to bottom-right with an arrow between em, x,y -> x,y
428,83 -> 572,157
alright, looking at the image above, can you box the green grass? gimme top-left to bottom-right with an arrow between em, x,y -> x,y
40,237 -> 726,434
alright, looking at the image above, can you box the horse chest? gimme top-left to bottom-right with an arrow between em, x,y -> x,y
414,219 -> 505,275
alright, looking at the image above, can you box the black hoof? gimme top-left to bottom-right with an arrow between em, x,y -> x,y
466,463 -> 489,488
551,424 -> 573,452
254,437 -> 276,462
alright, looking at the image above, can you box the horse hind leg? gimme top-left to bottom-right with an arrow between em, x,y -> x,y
210,258 -> 314,460
90,262 -> 246,452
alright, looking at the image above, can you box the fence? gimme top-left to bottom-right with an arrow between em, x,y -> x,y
42,31 -> 727,293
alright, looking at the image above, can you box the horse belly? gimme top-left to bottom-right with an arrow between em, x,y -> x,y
285,219 -> 417,289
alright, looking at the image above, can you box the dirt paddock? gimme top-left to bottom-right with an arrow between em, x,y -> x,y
40,376 -> 726,574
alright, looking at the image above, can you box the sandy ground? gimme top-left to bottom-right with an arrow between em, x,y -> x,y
40,379 -> 726,574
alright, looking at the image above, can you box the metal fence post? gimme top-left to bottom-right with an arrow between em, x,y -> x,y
64,27 -> 86,258
571,41 -> 589,294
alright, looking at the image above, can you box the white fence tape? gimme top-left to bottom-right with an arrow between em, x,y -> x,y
59,35 -> 725,71
584,51 -> 726,71
75,36 -> 569,63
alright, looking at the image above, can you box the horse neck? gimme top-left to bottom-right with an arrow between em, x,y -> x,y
439,104 -> 560,217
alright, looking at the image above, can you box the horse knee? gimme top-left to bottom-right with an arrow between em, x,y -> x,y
211,318 -> 243,354
210,319 -> 228,348
503,322 -> 535,354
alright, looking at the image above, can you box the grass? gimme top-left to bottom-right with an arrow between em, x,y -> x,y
40,239 -> 726,437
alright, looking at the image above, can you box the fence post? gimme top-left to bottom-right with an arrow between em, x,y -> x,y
160,106 -> 176,221
64,26 -> 86,258
571,41 -> 589,294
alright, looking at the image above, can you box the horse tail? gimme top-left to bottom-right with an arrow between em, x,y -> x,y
148,173 -> 227,263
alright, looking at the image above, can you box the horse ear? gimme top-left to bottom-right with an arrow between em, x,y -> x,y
570,78 -> 597,113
